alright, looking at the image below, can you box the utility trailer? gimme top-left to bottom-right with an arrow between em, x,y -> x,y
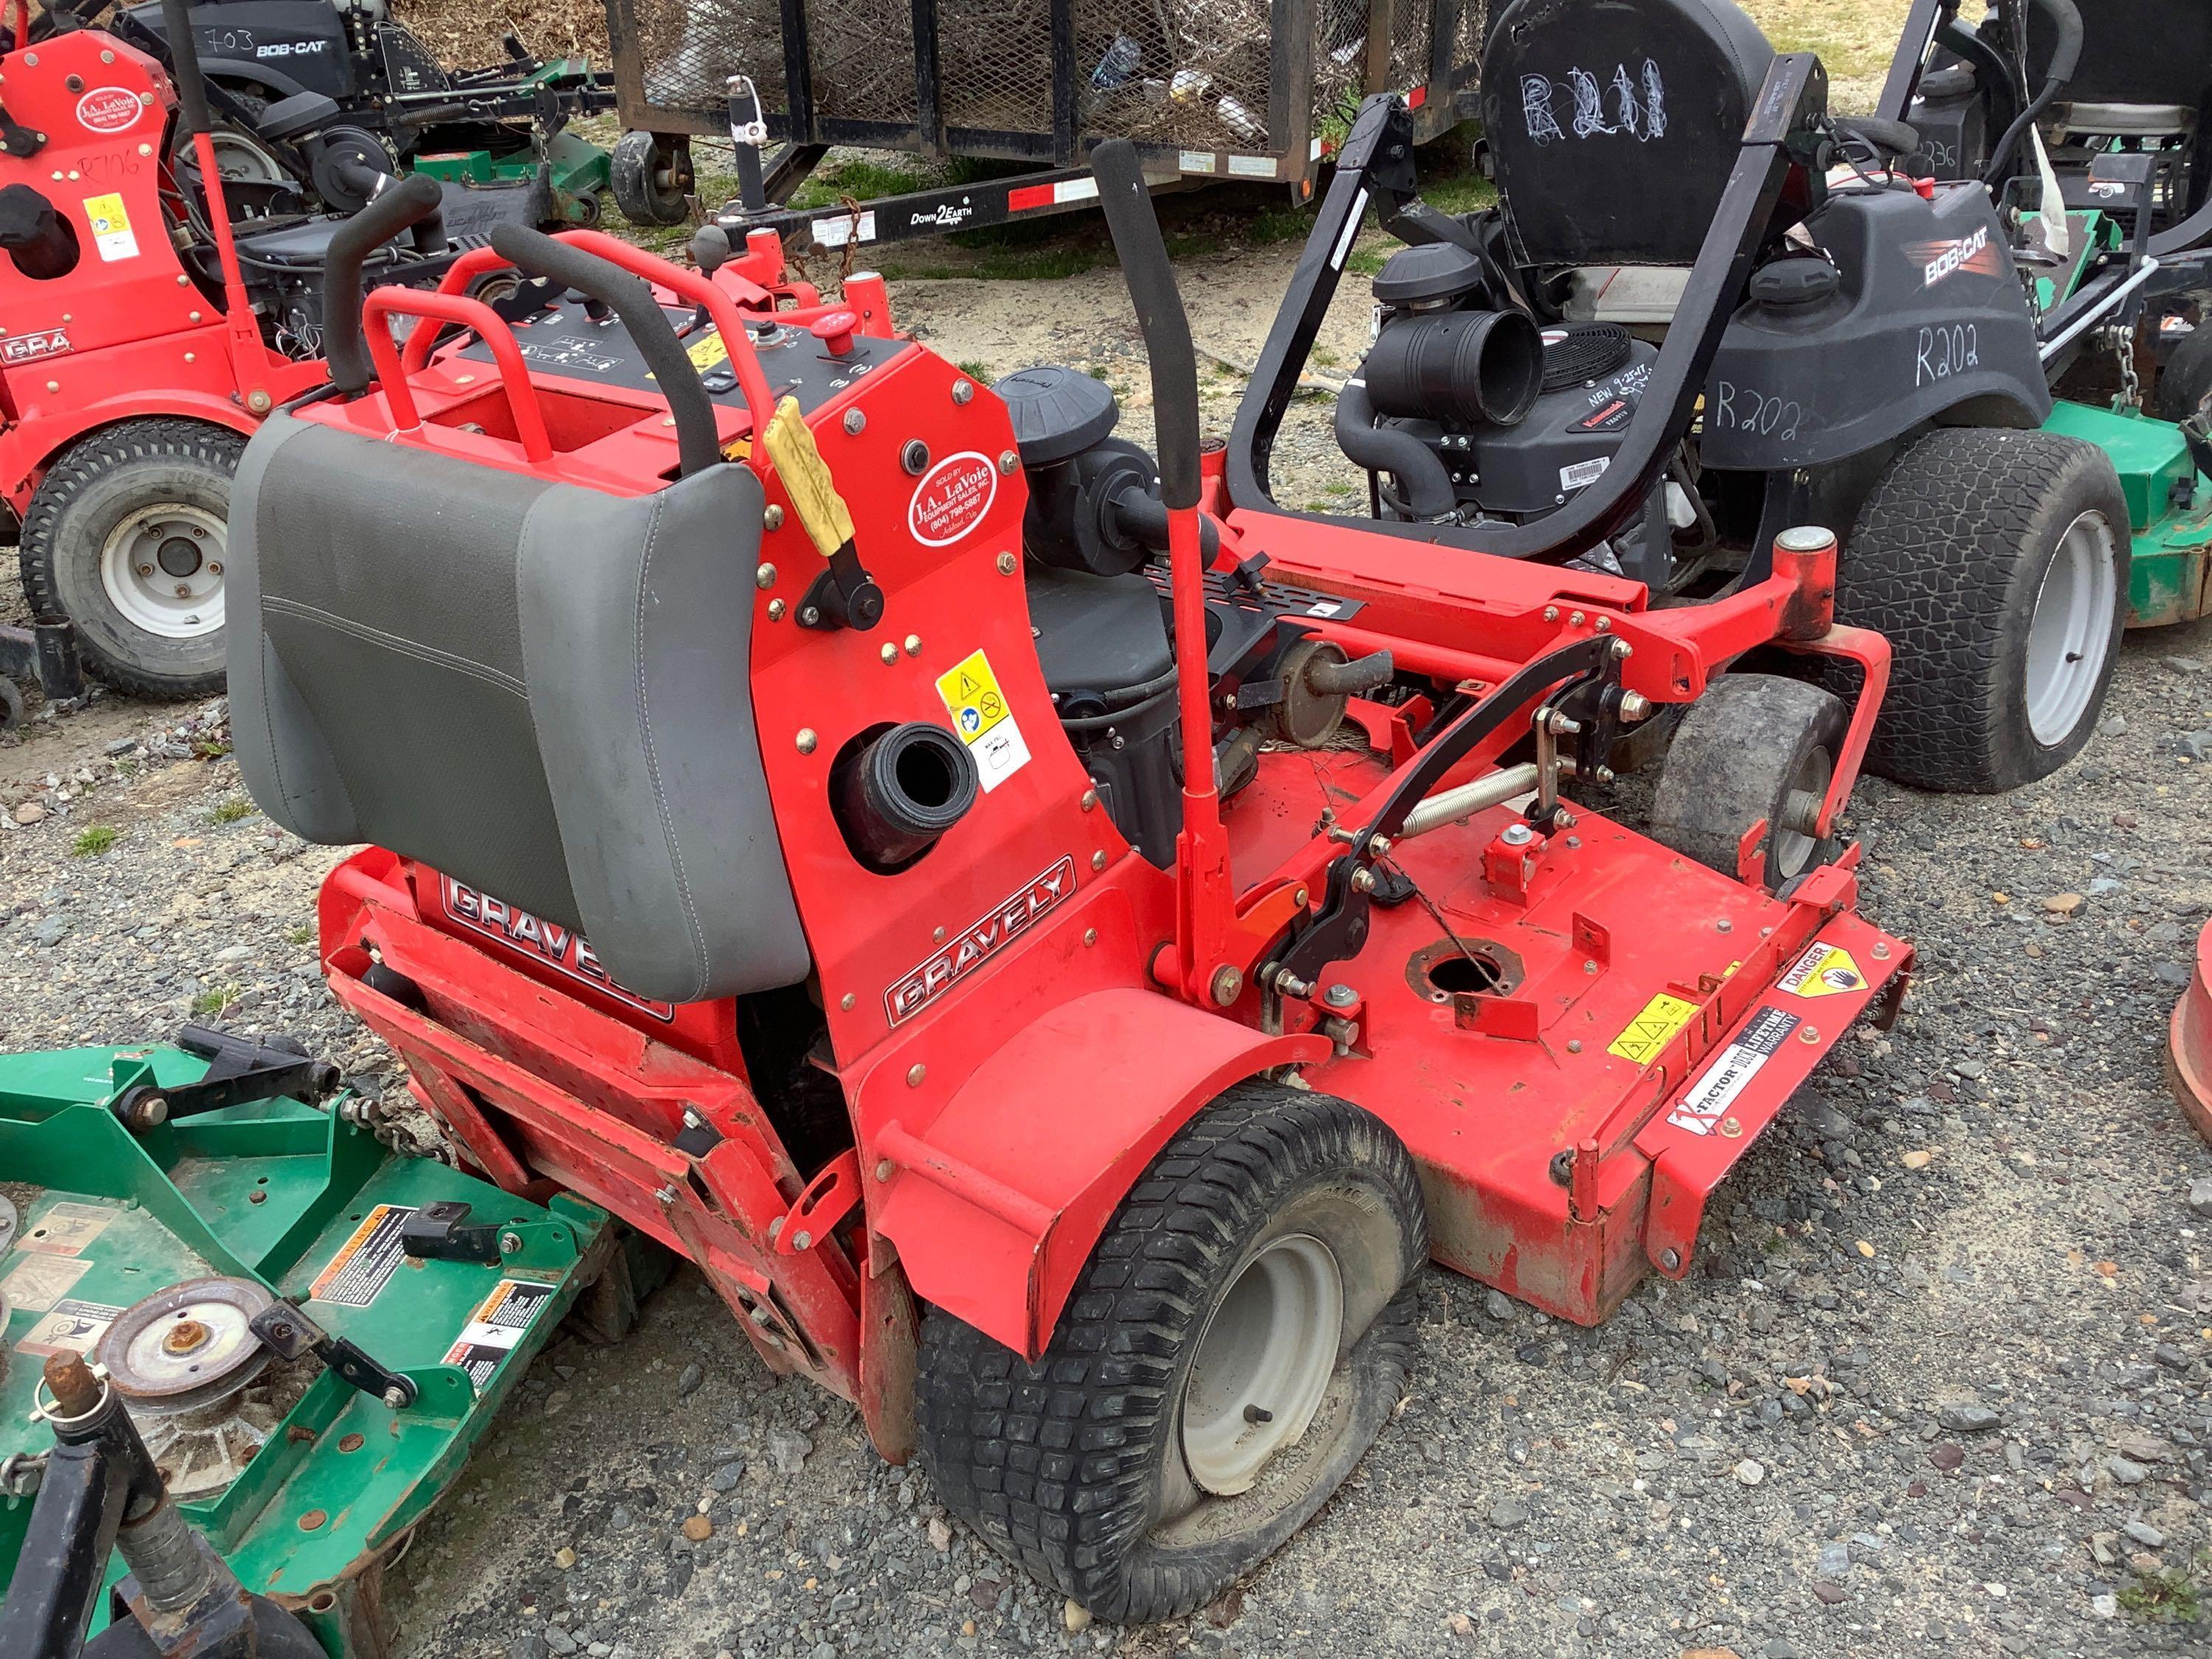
599,0 -> 1491,242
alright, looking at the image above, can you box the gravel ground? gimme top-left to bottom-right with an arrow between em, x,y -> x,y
5,617 -> 2212,1658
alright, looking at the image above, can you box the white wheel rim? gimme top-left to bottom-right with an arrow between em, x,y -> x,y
206,130 -> 289,186
1180,1234 -> 1343,1497
100,504 -> 226,639
2023,510 -> 2119,748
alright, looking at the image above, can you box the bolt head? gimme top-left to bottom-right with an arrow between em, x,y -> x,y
1079,788 -> 1098,810
907,1062 -> 927,1087
1083,928 -> 1098,947
1500,823 -> 1534,846
840,992 -> 856,1011
880,642 -> 899,664
1660,1248 -> 1681,1271
1091,849 -> 1107,872
768,598 -> 787,622
1209,966 -> 1244,1006
1324,982 -> 1357,1009
998,450 -> 1018,474
904,634 -> 922,655
756,563 -> 776,589
382,1386 -> 406,1410
996,552 -> 1018,575
500,1231 -> 523,1254
1543,605 -> 1559,622
874,1160 -> 894,1180
793,1230 -> 811,1250
952,380 -> 974,404
764,504 -> 785,530
796,728 -> 818,754
843,408 -> 866,435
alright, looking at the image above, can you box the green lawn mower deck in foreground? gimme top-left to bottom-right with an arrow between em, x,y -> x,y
2045,400 -> 2212,628
0,1043 -> 612,1655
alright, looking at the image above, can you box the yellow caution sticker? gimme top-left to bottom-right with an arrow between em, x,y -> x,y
1609,992 -> 1699,1065
936,649 -> 1030,792
1776,942 -> 1868,1000
687,330 -> 729,370
83,192 -> 137,262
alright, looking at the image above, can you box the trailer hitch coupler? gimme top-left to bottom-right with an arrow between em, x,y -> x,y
1772,525 -> 1837,642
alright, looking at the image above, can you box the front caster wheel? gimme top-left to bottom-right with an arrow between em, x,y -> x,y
917,1083 -> 1427,1623
609,131 -> 694,226
1651,673 -> 1848,892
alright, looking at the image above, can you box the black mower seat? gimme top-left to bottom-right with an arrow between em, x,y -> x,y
228,413 -> 810,1006
2030,0 -> 2212,116
1481,0 -> 1775,269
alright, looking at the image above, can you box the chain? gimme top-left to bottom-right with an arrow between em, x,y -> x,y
2110,321 -> 2143,411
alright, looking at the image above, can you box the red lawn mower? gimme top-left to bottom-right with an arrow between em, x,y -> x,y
220,121 -> 1910,1618
0,0 -> 813,709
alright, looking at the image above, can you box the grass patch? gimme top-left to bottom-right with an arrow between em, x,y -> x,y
2119,1569 -> 2202,1622
208,797 -> 255,824
1248,204 -> 1318,246
285,925 -> 315,946
70,825 -> 118,858
787,157 -> 929,211
956,359 -> 995,382
190,985 -> 240,1018
1419,170 -> 1498,217
1346,244 -> 1391,277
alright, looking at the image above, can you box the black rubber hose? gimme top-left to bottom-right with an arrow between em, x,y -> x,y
1091,139 -> 1200,512
1332,378 -> 1457,520
321,172 -> 444,397
1833,115 -> 1923,162
158,0 -> 212,138
1107,489 -> 1221,560
487,223 -> 721,478
1983,0 -> 2083,189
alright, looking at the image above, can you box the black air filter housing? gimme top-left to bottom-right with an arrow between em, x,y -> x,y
1372,243 -> 1488,307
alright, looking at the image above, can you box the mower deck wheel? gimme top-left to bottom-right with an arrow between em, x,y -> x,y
610,131 -> 694,227
1650,673 -> 1847,892
1838,429 -> 2128,793
917,1083 -> 1426,1623
19,420 -> 246,698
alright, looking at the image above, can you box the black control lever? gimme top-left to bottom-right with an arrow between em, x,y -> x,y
249,1301 -> 420,1411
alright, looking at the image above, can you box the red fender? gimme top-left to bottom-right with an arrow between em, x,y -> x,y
860,987 -> 1326,1360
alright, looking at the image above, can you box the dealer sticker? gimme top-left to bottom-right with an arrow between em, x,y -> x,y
1608,992 -> 1700,1066
75,87 -> 144,134
1664,1006 -> 1801,1136
310,1204 -> 416,1307
908,451 -> 998,547
442,1278 -> 555,1393
936,648 -> 1030,792
1776,942 -> 1867,1000
83,192 -> 138,262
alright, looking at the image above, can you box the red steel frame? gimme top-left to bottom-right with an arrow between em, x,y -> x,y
305,237 -> 1913,1458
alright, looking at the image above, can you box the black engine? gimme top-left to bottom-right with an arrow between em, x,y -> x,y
1337,243 -> 1664,532
998,366 -> 1391,863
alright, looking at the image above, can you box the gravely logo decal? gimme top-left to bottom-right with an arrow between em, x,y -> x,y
908,451 -> 997,547
886,855 -> 1077,1023
1908,225 -> 2001,288
439,875 -> 675,1020
1,329 -> 70,364
74,87 -> 144,134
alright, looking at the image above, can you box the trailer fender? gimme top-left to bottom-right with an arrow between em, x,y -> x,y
862,987 -> 1326,1360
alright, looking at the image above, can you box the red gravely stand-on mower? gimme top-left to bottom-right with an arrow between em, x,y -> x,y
220,133 -> 1912,1616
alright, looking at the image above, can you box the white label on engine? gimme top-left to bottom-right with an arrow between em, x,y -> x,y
1560,456 -> 1610,493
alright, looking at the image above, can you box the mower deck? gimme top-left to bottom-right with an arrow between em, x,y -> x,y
0,1045 -> 611,1651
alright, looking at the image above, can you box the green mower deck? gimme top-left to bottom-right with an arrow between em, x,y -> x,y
0,1043 -> 613,1655
410,128 -> 613,228
2043,400 -> 2212,627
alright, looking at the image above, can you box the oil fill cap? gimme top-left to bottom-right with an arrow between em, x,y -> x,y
1750,257 -> 1842,309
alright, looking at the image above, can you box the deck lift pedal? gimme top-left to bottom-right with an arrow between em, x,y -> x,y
21,99 -> 1910,1629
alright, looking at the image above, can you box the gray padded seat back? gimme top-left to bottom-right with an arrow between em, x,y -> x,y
1482,0 -> 1775,268
228,410 -> 809,1005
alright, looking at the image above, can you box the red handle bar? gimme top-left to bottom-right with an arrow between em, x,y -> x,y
364,288 -> 553,464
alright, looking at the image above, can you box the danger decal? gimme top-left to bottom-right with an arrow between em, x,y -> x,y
75,87 -> 145,134
1664,1005 -> 1801,1137
1775,941 -> 1868,1001
442,1278 -> 555,1393
440,875 -> 676,1020
885,855 -> 1077,1024
908,451 -> 998,548
1909,226 -> 2002,288
1,329 -> 70,364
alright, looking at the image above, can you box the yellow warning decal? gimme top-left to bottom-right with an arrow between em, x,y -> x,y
83,192 -> 138,262
687,331 -> 729,369
1775,942 -> 1867,1000
1609,992 -> 1699,1065
936,650 -> 1009,744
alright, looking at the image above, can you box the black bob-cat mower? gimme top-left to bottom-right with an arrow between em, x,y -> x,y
1257,0 -> 2152,796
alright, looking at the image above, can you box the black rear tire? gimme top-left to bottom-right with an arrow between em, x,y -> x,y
19,420 -> 244,698
1651,673 -> 1847,892
1837,428 -> 2128,793
917,1082 -> 1426,1623
609,131 -> 693,227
